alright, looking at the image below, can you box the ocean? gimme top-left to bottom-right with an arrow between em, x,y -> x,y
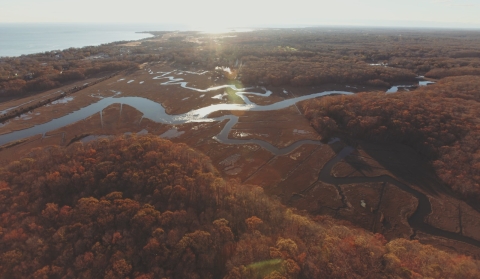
0,23 -> 187,58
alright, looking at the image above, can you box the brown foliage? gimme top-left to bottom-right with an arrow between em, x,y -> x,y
426,67 -> 480,79
302,75 -> 480,204
3,28 -> 480,98
0,135 -> 479,278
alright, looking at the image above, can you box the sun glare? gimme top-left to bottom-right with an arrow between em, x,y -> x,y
184,11 -> 254,34
187,22 -> 242,34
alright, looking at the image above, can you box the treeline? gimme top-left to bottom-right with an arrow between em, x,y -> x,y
0,135 -> 479,278
0,72 -> 118,122
425,67 -> 480,79
0,41 -> 157,97
2,28 -> 480,98
239,57 -> 415,87
302,75 -> 480,205
197,28 -> 480,87
0,58 -> 136,97
236,29 -> 478,86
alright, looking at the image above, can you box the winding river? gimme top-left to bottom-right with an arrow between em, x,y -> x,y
0,69 -> 478,248
0,70 -> 353,155
317,146 -> 480,247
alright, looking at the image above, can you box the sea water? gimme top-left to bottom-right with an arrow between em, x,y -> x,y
0,23 -> 184,57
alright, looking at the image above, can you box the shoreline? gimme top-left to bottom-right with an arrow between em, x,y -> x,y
0,23 -> 158,58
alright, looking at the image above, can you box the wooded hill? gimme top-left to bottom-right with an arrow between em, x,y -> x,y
1,136 -> 479,278
302,75 -> 480,206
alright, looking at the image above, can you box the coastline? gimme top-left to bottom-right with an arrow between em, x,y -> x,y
0,23 -> 161,57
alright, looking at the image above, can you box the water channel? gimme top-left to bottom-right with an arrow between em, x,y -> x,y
0,70 -> 353,154
0,69 -> 477,248
317,146 -> 480,248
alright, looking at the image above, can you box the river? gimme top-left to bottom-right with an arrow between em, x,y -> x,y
0,70 -> 353,154
0,69 -> 478,248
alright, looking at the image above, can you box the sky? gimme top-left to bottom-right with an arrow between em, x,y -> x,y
1,0 -> 479,29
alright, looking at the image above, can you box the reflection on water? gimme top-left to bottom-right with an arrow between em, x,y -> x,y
0,90 -> 61,115
50,97 -> 74,105
0,121 -> 10,128
419,81 -> 435,86
0,70 -> 353,154
387,80 -> 436,93
137,129 -> 148,135
386,85 -> 413,93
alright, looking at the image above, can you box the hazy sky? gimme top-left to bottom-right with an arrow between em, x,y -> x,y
1,0 -> 479,29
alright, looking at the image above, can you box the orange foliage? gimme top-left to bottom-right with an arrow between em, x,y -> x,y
303,76 -> 480,204
0,135 -> 478,278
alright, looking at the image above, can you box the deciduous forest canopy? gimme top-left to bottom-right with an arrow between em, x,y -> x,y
1,136 -> 479,278
2,29 -> 480,98
303,75 -> 480,206
1,26 -> 480,279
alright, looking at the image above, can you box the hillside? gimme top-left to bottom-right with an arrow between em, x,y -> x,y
0,135 -> 479,278
302,75 -> 480,206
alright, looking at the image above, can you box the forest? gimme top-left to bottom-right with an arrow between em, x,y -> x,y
1,135 -> 479,278
1,27 -> 480,278
2,28 -> 480,98
302,75 -> 480,206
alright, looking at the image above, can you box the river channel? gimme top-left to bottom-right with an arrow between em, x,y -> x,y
0,69 -> 478,249
318,146 -> 480,248
0,70 -> 353,154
